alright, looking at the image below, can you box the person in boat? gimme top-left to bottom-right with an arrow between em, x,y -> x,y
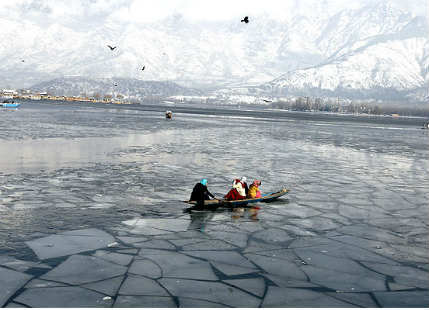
235,178 -> 247,197
190,178 -> 215,207
240,176 -> 249,196
224,178 -> 247,201
247,180 -> 262,198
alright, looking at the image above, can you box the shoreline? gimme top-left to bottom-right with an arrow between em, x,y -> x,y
16,99 -> 428,127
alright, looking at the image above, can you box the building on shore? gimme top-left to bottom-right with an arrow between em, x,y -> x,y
1,89 -> 18,99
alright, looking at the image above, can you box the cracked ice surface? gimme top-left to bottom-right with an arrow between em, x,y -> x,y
0,267 -> 33,307
13,286 -> 113,308
25,228 -> 115,260
1,103 -> 428,307
41,254 -> 127,285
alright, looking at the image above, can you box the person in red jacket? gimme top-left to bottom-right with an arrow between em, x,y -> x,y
224,178 -> 246,201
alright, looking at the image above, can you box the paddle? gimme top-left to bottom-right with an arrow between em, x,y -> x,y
212,192 -> 225,201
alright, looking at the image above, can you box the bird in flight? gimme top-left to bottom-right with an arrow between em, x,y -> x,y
141,66 -> 145,71
263,99 -> 272,103
107,45 -> 116,51
241,16 -> 249,23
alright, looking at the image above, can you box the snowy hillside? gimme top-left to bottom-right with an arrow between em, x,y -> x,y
265,3 -> 429,102
29,76 -> 200,98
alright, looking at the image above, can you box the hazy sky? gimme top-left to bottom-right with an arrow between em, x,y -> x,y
0,0 -> 427,26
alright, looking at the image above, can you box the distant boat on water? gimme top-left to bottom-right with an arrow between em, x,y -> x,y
1,99 -> 21,108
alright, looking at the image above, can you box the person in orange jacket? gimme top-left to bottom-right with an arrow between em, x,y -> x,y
247,180 -> 262,198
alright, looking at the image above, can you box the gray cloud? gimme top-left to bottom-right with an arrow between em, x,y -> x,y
21,0 -> 52,13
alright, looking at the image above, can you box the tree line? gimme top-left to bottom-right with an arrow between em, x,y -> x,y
270,97 -> 429,117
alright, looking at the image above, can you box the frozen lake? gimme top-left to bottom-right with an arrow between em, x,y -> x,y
0,101 -> 428,307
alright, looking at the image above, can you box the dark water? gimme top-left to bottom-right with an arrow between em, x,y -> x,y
0,101 -> 428,263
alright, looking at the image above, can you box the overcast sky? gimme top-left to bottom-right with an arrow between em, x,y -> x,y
0,0 -> 427,26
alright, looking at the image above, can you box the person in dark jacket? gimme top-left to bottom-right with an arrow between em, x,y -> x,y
190,179 -> 215,208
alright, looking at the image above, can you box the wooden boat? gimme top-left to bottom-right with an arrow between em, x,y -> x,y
185,188 -> 289,208
1,100 -> 20,108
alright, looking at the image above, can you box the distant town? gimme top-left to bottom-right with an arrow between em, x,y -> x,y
0,89 -> 133,105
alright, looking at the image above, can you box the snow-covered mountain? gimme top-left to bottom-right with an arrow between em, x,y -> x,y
29,76 -> 200,99
0,1 -> 427,102
264,3 -> 429,102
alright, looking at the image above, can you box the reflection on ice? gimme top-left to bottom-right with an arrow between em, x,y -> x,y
122,218 -> 190,235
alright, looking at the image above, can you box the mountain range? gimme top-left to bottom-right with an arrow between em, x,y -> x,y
1,1 -> 427,103
29,76 -> 200,100
264,3 -> 428,102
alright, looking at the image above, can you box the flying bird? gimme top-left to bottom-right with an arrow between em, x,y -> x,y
263,99 -> 272,103
241,16 -> 249,23
107,45 -> 116,51
141,66 -> 145,71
